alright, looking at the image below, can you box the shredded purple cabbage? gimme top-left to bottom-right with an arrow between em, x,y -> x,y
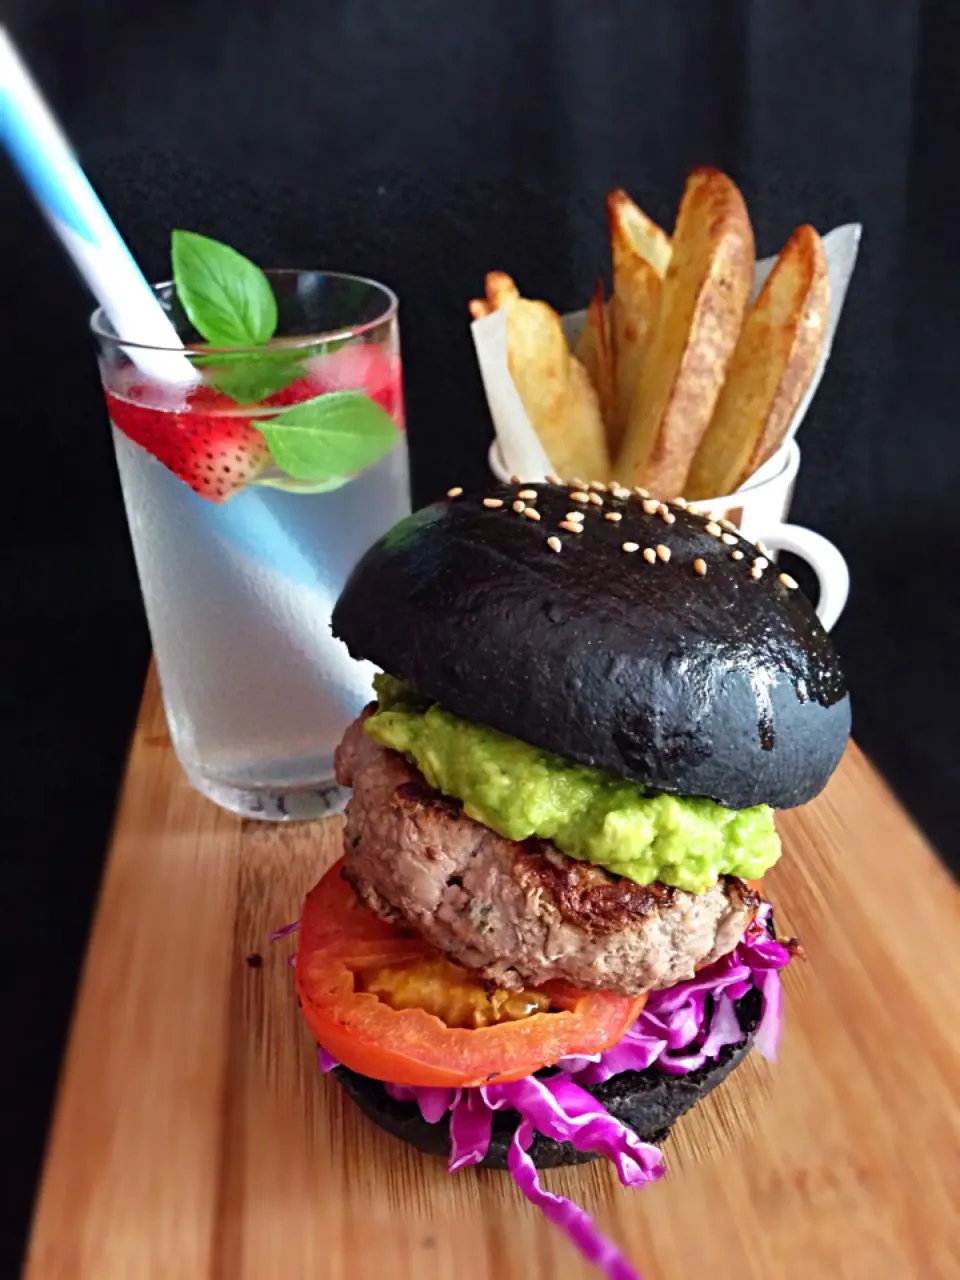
317,1044 -> 340,1073
448,1087 -> 493,1169
558,905 -> 789,1084
507,1123 -> 646,1280
308,905 -> 791,1279
269,919 -> 300,941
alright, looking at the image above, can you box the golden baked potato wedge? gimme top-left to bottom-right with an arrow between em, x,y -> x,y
617,167 -> 755,497
607,189 -> 672,455
505,295 -> 610,482
559,355 -> 611,482
484,270 -> 520,310
575,278 -> 617,432
686,225 -> 829,499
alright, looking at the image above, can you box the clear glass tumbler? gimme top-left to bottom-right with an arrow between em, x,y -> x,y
93,272 -> 409,819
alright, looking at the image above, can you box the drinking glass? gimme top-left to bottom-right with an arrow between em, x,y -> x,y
93,271 -> 409,819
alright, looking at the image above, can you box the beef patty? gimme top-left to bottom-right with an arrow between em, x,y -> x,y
335,711 -> 761,995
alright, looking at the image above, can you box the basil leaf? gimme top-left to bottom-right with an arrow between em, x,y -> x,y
172,229 -> 278,346
196,350 -> 306,404
256,391 -> 397,481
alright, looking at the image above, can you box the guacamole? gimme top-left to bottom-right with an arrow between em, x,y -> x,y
366,676 -> 780,893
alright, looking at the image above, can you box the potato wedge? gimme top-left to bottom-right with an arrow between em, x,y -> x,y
575,278 -> 617,432
616,167 -> 754,497
685,225 -> 829,499
485,271 -> 520,310
607,189 -> 672,456
505,296 -> 610,481
559,355 -> 611,482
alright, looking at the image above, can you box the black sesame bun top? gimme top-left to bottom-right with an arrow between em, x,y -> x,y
332,481 -> 850,810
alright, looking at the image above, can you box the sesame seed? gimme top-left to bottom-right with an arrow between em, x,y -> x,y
642,547 -> 657,563
634,486 -> 650,498
559,520 -> 583,534
446,486 -> 463,498
753,556 -> 769,571
750,564 -> 764,580
565,510 -> 585,523
755,540 -> 772,557
588,492 -> 603,506
482,497 -> 504,508
656,544 -> 671,562
693,558 -> 707,576
721,532 -> 738,545
589,480 -> 607,492
779,572 -> 799,590
546,535 -> 562,553
569,490 -> 590,504
517,488 -> 538,500
545,473 -> 560,485
606,480 -> 621,492
512,499 -> 526,513
569,476 -> 587,490
642,498 -> 660,514
612,486 -> 632,500
730,549 -> 745,561
522,506 -> 541,521
510,473 -> 521,484
705,521 -> 723,537
673,497 -> 689,509
622,541 -> 640,554
604,511 -> 623,523
720,518 -> 738,531
661,511 -> 677,525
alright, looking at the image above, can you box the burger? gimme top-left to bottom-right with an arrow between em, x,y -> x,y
292,479 -> 849,1276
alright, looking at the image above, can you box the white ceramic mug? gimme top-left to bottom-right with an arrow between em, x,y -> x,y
488,439 -> 849,630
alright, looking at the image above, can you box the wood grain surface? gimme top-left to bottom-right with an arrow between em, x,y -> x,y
24,667 -> 960,1280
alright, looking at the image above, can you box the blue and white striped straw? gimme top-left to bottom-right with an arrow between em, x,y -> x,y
0,27 -> 342,601
0,27 -> 334,594
0,25 -> 194,383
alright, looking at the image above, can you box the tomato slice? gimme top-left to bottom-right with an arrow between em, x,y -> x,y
295,859 -> 647,1088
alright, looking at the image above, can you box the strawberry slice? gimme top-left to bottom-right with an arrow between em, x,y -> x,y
303,342 -> 405,425
260,376 -> 319,408
106,383 -> 271,501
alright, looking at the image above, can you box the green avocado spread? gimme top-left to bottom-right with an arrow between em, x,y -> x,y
366,675 -> 780,893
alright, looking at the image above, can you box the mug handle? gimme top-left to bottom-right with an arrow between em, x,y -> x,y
753,523 -> 850,631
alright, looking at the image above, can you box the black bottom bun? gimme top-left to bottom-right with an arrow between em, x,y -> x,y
333,986 -> 761,1169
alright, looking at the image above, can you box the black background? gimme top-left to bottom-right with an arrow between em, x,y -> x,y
3,1 -> 959,1270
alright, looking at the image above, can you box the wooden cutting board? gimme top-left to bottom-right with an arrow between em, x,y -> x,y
24,666 -> 960,1280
